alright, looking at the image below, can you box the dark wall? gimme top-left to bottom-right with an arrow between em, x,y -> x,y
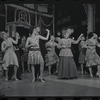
0,4 -> 5,31
0,4 -> 5,51
55,3 -> 87,34
54,3 -> 88,67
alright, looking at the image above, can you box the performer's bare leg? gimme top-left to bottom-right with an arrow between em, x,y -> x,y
97,65 -> 100,78
31,65 -> 35,82
89,67 -> 93,78
81,64 -> 84,75
13,65 -> 18,80
48,66 -> 51,75
56,59 -> 59,73
5,69 -> 8,81
40,63 -> 45,82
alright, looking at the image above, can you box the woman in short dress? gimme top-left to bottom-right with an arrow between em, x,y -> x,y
27,33 -> 32,72
45,35 -> 59,75
85,32 -> 100,78
78,35 -> 86,75
26,26 -> 50,82
57,27 -> 83,79
1,31 -> 20,81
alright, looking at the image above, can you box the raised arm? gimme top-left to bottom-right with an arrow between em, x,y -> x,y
10,32 -> 20,44
71,34 -> 83,44
10,37 -> 18,44
82,40 -> 90,49
39,29 -> 50,40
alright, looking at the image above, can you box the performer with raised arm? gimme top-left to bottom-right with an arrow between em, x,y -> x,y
26,26 -> 50,82
57,27 -> 83,79
45,35 -> 59,75
1,31 -> 20,81
85,32 -> 100,78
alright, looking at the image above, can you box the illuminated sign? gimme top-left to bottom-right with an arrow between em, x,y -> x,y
38,5 -> 48,13
57,16 -> 70,26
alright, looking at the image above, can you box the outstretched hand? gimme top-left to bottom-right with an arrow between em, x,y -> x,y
46,29 -> 50,32
16,32 -> 20,39
79,34 -> 83,40
80,34 -> 83,37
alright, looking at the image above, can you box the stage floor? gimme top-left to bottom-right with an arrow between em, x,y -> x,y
0,71 -> 100,97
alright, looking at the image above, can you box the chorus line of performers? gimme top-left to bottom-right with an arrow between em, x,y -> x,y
1,26 -> 100,82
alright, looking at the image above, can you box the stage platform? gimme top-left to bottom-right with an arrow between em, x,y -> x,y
0,71 -> 100,97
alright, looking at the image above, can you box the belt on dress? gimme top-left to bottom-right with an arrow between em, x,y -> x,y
63,47 -> 71,49
29,47 -> 40,51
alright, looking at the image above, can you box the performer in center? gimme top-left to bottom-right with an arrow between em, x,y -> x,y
26,26 -> 50,82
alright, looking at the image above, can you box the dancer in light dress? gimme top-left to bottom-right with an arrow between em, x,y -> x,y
26,26 -> 50,82
1,31 -> 20,81
85,32 -> 100,78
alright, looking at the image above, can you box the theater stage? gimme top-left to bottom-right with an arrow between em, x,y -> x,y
0,71 -> 100,97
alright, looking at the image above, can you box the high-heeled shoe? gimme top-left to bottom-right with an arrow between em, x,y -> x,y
12,76 -> 18,81
40,78 -> 45,82
15,78 -> 18,81
38,76 -> 45,82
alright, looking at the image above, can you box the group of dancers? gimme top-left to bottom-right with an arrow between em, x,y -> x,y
1,25 -> 100,83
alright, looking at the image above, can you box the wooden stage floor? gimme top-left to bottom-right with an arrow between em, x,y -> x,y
0,71 -> 100,97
